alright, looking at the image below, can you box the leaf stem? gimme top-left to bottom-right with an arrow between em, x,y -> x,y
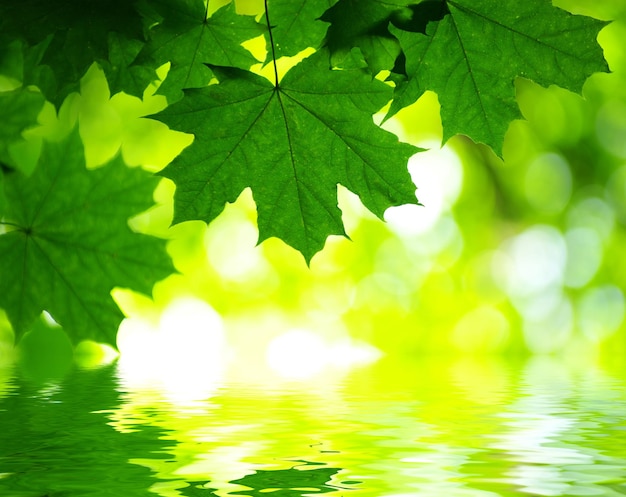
264,0 -> 280,87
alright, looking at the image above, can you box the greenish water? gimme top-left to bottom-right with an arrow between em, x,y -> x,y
1,357 -> 625,497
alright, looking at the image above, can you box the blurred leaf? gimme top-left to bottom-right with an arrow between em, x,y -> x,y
0,129 -> 173,345
0,88 -> 45,171
156,51 -> 418,262
0,0 -> 146,104
17,315 -> 74,381
0,39 -> 23,82
388,0 -> 609,153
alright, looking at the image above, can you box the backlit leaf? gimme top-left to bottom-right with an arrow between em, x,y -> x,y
388,0 -> 608,153
156,51 -> 419,262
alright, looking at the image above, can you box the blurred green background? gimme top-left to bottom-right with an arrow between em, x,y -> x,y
1,0 -> 626,379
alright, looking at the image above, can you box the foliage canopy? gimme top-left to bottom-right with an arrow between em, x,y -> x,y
0,0 -> 609,346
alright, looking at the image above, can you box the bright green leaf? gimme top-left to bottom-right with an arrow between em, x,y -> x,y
0,130 -> 174,345
156,51 -> 419,262
388,0 -> 608,153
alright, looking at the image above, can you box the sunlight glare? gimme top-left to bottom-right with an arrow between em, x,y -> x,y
495,225 -> 566,297
205,215 -> 269,282
117,298 -> 227,402
266,329 -> 382,380
385,146 -> 463,235
564,227 -> 602,288
266,329 -> 326,379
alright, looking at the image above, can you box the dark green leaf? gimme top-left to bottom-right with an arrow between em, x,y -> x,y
395,1 -> 449,34
0,88 -> 45,172
137,0 -> 265,102
21,39 -> 58,101
102,33 -> 157,99
321,0 -> 416,72
0,0 -> 146,104
388,0 -> 609,153
266,0 -> 338,58
0,130 -> 174,345
0,39 -> 23,83
156,51 -> 419,262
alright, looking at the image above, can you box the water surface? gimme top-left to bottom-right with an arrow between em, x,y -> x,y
1,356 -> 625,496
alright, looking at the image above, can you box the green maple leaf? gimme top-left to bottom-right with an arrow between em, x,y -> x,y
100,33 -> 158,99
266,0 -> 339,58
156,51 -> 418,262
321,0 -> 416,73
388,0 -> 609,153
0,39 -> 22,82
0,130 -> 173,345
5,39 -> 58,104
0,88 -> 45,172
136,0 -> 265,102
0,0 -> 146,104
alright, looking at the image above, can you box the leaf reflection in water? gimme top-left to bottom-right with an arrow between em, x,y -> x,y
0,356 -> 625,496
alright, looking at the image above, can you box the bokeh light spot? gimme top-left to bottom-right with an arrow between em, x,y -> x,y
451,306 -> 510,354
578,285 -> 625,343
496,226 -> 567,298
524,153 -> 572,215
522,293 -> 574,354
596,99 -> 626,158
564,227 -> 602,288
567,197 -> 615,242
